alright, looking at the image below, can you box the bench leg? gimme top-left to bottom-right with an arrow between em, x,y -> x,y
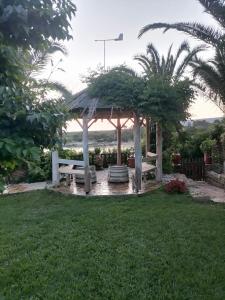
66,174 -> 70,186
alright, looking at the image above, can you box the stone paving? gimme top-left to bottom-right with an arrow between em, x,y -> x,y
2,171 -> 225,202
2,170 -> 160,196
3,182 -> 52,195
54,169 -> 160,196
163,174 -> 225,203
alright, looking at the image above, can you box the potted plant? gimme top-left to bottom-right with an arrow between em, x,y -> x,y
93,147 -> 103,170
127,147 -> 135,168
200,138 -> 216,164
171,143 -> 182,166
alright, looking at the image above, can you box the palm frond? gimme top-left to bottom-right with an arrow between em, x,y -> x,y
192,57 -> 225,106
39,80 -> 74,101
138,22 -> 222,46
146,43 -> 161,73
174,44 -> 206,81
199,0 -> 225,28
29,42 -> 68,76
134,54 -> 153,75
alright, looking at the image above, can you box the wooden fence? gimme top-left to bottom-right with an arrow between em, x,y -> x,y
178,158 -> 205,181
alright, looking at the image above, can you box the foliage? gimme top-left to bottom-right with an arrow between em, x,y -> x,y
2,190 -> 225,299
0,0 -> 76,185
138,0 -> 225,110
0,0 -> 76,49
138,0 -> 225,48
26,152 -> 52,183
88,66 -> 194,125
162,149 -> 174,174
191,47 -> 225,110
0,175 -> 5,194
88,66 -> 145,113
164,179 -> 187,193
143,78 -> 194,124
94,147 -> 101,155
135,41 -> 205,83
0,137 -> 40,179
200,138 -> 216,153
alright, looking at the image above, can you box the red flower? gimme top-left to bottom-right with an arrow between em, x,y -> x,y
164,179 -> 187,193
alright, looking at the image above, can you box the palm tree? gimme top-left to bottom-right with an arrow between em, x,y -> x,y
134,41 -> 205,82
138,0 -> 225,113
191,47 -> 225,111
138,0 -> 225,48
135,42 -> 204,180
25,41 -> 73,100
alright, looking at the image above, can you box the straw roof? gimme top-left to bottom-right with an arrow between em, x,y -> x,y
67,89 -> 134,119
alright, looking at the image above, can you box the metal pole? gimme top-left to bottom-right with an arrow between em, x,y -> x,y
104,40 -> 106,70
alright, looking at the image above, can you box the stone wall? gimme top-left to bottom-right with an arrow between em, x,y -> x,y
206,170 -> 225,189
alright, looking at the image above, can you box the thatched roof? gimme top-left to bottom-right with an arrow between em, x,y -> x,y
66,89 -> 133,119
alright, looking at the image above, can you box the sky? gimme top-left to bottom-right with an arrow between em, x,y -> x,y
48,0 -> 224,131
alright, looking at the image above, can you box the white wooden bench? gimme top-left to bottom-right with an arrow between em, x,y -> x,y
131,152 -> 158,192
141,162 -> 157,182
52,151 -> 91,193
58,165 -> 85,185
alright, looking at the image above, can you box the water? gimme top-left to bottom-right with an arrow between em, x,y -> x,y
64,141 -> 134,152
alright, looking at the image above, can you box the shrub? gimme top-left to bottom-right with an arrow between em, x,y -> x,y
164,179 -> 187,194
0,175 -> 5,194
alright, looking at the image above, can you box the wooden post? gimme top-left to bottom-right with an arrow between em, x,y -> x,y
83,116 -> 91,194
134,114 -> 142,192
145,117 -> 150,157
117,118 -> 122,165
156,122 -> 163,181
52,151 -> 60,186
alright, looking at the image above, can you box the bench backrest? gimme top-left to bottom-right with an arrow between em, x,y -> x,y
52,151 -> 85,185
58,158 -> 84,167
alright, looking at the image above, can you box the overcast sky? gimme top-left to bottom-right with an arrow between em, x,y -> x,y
48,0 -> 224,131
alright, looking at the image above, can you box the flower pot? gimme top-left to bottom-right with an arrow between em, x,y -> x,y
204,152 -> 212,165
171,153 -> 181,166
128,157 -> 135,168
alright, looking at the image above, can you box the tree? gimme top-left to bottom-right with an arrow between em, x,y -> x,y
191,47 -> 225,111
88,66 -> 145,113
0,0 -> 76,186
88,65 -> 194,181
135,42 -> 205,83
138,0 -> 225,48
0,0 -> 76,49
135,42 -> 199,179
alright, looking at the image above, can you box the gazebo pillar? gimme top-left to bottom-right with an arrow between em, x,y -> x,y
156,122 -> 163,181
145,117 -> 151,157
134,114 -> 142,192
82,115 -> 91,194
117,118 -> 122,165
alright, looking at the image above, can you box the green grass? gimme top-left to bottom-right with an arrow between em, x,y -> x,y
1,190 -> 225,299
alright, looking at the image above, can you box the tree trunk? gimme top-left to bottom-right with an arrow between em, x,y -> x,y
156,122 -> 163,181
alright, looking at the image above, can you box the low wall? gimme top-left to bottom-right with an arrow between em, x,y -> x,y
206,170 -> 225,188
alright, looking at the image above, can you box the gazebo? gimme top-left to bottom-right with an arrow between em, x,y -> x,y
65,89 -> 161,194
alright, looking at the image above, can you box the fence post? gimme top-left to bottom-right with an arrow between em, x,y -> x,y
52,151 -> 60,186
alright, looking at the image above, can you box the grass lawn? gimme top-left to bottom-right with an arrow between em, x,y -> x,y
1,190 -> 225,299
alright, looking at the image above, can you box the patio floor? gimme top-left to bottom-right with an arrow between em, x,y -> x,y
54,168 -> 160,196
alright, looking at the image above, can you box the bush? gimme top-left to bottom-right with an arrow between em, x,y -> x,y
27,152 -> 52,182
0,175 -> 5,194
163,150 -> 173,174
164,179 -> 187,194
